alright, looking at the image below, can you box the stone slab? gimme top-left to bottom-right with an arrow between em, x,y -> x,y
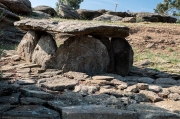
61,105 -> 138,119
0,93 -> 20,104
127,104 -> 180,119
14,19 -> 129,38
0,105 -> 15,118
39,77 -> 78,91
20,88 -> 53,99
92,75 -> 114,81
2,105 -> 60,119
155,100 -> 180,114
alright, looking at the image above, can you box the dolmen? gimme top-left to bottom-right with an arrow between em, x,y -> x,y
14,19 -> 133,76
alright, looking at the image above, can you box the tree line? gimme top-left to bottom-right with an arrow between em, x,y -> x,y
154,0 -> 180,15
56,0 -> 83,10
55,0 -> 180,16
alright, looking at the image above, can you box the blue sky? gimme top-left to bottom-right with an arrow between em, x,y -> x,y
30,0 -> 164,13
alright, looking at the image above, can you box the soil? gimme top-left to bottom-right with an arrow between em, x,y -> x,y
127,23 -> 180,54
125,22 -> 180,74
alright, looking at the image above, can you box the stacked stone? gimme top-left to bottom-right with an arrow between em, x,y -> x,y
14,19 -> 133,76
1,50 -> 180,118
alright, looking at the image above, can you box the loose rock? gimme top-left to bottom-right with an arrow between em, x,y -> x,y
39,76 -> 78,91
140,90 -> 163,102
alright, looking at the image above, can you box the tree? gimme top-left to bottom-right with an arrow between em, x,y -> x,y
154,0 -> 180,15
56,0 -> 83,13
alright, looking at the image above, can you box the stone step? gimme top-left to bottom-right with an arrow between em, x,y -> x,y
60,105 -> 138,119
2,105 -> 60,119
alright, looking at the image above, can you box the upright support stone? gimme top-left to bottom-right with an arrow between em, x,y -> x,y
32,34 -> 57,69
93,36 -> 115,73
55,35 -> 109,75
111,38 -> 133,76
17,31 -> 40,62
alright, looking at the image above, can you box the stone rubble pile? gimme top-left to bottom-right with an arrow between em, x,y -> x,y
0,50 -> 180,119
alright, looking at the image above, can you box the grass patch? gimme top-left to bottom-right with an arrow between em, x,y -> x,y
133,48 -> 180,72
0,43 -> 18,51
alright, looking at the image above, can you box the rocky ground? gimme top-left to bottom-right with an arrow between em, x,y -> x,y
0,22 -> 180,119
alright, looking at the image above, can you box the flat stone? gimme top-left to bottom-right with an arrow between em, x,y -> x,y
48,92 -> 87,107
111,79 -> 128,90
84,94 -> 113,105
21,85 -> 42,91
127,104 -> 180,119
126,85 -> 138,93
137,77 -> 154,84
39,77 -> 78,91
168,86 -> 180,94
92,75 -> 114,81
155,78 -> 177,85
20,88 -> 53,99
20,64 -> 41,69
11,55 -> 21,61
103,73 -> 126,81
119,97 -> 137,106
63,71 -> 89,81
1,65 -> 17,72
168,93 -> 180,101
74,85 -> 99,96
14,19 -> 129,38
20,97 -> 47,105
0,93 -> 20,104
39,70 -> 63,78
1,50 -> 18,57
124,76 -> 139,82
149,85 -> 162,93
16,79 -> 36,85
0,105 -> 15,118
0,83 -> 19,96
159,88 -> 170,98
136,83 -> 149,90
155,100 -> 180,114
132,93 -> 150,103
140,90 -> 163,102
155,72 -> 170,78
16,68 -> 31,73
105,98 -> 126,109
85,79 -> 110,85
61,105 -> 138,119
2,105 -> 60,119
1,73 -> 15,78
99,88 -> 121,96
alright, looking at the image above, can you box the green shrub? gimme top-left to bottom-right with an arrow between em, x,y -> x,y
136,17 -> 144,23
177,19 -> 180,23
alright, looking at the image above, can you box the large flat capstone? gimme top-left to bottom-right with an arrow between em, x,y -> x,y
14,19 -> 129,38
